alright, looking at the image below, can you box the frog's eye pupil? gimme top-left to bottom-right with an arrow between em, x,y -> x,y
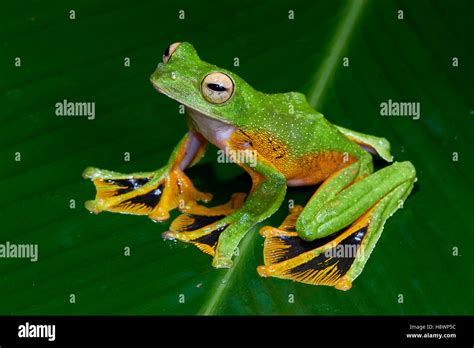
163,46 -> 170,57
207,83 -> 227,92
201,72 -> 235,104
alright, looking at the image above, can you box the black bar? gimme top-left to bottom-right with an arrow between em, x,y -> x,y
0,316 -> 471,345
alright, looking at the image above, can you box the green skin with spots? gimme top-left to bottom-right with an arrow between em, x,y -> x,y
85,42 -> 416,285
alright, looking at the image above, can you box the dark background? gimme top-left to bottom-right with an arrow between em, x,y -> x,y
0,0 -> 472,315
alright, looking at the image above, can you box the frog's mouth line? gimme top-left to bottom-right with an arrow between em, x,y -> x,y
151,81 -> 232,126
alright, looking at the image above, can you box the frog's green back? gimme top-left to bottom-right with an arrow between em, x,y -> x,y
268,91 -> 320,120
239,90 -> 366,160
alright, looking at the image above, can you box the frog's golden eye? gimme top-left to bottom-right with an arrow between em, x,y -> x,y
163,42 -> 181,64
201,72 -> 235,104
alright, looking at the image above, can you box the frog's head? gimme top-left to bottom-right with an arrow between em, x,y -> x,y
150,42 -> 258,126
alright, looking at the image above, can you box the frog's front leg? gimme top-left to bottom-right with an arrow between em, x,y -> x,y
163,155 -> 287,268
258,157 -> 416,290
213,159 -> 287,267
83,131 -> 212,222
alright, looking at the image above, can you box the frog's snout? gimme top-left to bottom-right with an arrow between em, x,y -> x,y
150,63 -> 165,85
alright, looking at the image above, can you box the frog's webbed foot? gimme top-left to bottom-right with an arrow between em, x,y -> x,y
257,205 -> 365,291
162,193 -> 246,256
82,166 -> 212,222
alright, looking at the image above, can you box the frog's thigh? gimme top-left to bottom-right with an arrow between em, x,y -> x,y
296,161 -> 416,241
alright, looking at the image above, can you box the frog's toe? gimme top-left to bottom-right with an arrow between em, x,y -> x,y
259,204 -> 304,237
162,192 -> 246,256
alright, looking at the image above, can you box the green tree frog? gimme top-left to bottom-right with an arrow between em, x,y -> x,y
83,42 -> 416,290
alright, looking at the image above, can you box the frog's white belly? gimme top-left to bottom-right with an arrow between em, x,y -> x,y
187,108 -> 236,149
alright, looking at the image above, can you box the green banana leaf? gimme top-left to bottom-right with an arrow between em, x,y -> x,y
1,0 -> 472,315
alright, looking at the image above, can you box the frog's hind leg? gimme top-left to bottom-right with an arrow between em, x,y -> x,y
83,132 -> 212,222
258,161 -> 416,290
162,193 -> 246,256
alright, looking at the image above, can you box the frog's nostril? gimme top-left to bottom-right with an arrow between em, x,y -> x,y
156,62 -> 163,69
